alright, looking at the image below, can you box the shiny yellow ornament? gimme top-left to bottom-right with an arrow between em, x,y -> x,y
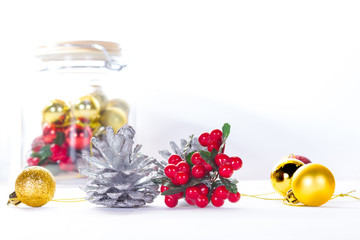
289,163 -> 335,206
72,95 -> 100,126
42,99 -> 70,126
107,98 -> 130,115
8,166 -> 56,207
90,86 -> 108,112
100,107 -> 128,132
270,157 -> 304,196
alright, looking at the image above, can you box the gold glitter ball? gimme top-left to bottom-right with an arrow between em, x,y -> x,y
15,166 -> 56,207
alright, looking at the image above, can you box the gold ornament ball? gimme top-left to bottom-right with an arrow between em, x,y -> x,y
42,99 -> 70,126
292,163 -> 335,206
90,86 -> 108,112
270,157 -> 304,196
100,107 -> 128,132
107,98 -> 130,115
15,166 -> 56,207
72,95 -> 101,124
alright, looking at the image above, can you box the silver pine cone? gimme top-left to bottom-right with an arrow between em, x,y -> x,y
79,125 -> 164,208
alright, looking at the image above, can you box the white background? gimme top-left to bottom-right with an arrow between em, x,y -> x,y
1,0 -> 360,182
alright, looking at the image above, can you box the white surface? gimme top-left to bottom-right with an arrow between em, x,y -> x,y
1,1 -> 360,181
2,180 -> 360,240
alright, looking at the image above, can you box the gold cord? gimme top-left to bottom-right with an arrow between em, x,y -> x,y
241,190 -> 360,206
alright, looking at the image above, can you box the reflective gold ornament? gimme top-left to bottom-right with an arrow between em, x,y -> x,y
270,157 -> 304,196
107,98 -> 130,115
290,163 -> 335,206
42,99 -> 70,126
100,107 -> 127,132
72,96 -> 100,126
90,86 -> 108,112
8,166 -> 56,207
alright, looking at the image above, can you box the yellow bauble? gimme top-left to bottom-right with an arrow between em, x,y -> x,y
291,163 -> 335,206
100,107 -> 128,132
14,166 -> 56,207
107,98 -> 130,115
72,96 -> 100,125
270,158 -> 304,196
42,99 -> 70,126
90,87 -> 108,112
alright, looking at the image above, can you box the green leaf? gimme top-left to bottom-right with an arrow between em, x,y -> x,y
211,180 -> 223,190
162,186 -> 186,196
185,151 -> 195,167
219,176 -> 238,194
151,177 -> 168,185
54,132 -> 65,146
38,145 -> 52,160
222,123 -> 231,139
30,152 -> 42,158
199,150 -> 217,170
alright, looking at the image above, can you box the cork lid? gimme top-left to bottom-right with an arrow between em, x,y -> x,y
36,40 -> 122,62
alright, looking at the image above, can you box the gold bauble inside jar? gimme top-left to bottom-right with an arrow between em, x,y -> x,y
90,85 -> 108,112
100,107 -> 127,132
14,166 -> 56,207
42,99 -> 70,126
107,98 -> 130,115
72,95 -> 100,125
270,158 -> 304,196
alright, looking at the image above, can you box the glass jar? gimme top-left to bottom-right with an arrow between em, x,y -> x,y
21,40 -> 132,181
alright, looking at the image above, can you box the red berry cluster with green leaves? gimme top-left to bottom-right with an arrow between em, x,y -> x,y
27,123 -> 92,172
154,123 -> 243,208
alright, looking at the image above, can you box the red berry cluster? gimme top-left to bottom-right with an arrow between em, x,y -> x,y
198,129 -> 223,152
27,123 -> 92,172
160,124 -> 243,208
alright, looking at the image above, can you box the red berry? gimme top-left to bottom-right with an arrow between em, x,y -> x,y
185,197 -> 196,205
177,161 -> 190,175
191,165 -> 206,178
230,156 -> 243,170
171,177 -> 180,185
164,164 -> 178,178
50,144 -> 68,162
207,141 -> 220,152
204,163 -> 213,172
195,195 -> 209,208
168,155 -> 182,165
198,132 -> 210,146
160,185 -> 170,193
165,196 -> 178,208
228,192 -> 241,203
219,163 -> 234,178
186,186 -> 200,199
27,157 -> 40,166
175,171 -> 189,185
211,195 -> 225,207
215,153 -> 230,166
191,152 -> 205,165
197,183 -> 209,196
214,186 -> 230,200
172,192 -> 184,200
210,129 -> 223,142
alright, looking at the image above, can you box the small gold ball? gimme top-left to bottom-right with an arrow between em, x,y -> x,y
270,157 -> 304,196
15,166 -> 56,207
42,99 -> 70,126
100,107 -> 127,132
72,96 -> 100,125
292,163 -> 335,206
